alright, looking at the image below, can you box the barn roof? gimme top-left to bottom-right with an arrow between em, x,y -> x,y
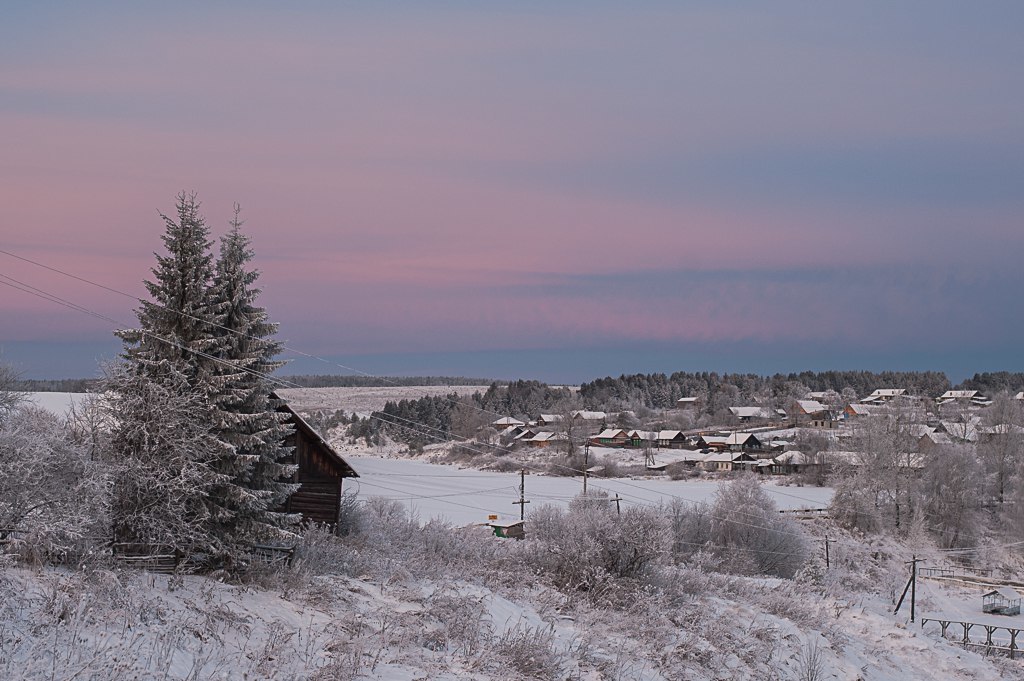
272,393 -> 358,478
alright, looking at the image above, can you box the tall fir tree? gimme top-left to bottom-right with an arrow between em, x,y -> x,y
114,192 -> 235,555
208,206 -> 299,542
117,192 -> 221,385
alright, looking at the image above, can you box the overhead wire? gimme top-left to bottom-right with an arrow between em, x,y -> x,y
0,255 -> 917,551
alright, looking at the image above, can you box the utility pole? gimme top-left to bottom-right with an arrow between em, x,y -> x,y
894,555 -> 924,622
823,536 -> 833,569
583,440 -> 591,494
512,468 -> 530,521
610,494 -> 623,515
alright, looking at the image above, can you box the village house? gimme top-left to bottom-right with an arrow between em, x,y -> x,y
492,416 -> 525,428
728,406 -> 779,422
699,450 -> 757,472
535,414 -> 563,426
629,429 -> 658,448
592,428 -> 630,447
725,432 -> 764,452
861,388 -> 907,404
844,403 -> 876,418
524,431 -> 559,448
675,396 -> 701,410
918,430 -> 953,452
657,429 -> 688,448
936,390 -> 991,407
936,418 -> 981,443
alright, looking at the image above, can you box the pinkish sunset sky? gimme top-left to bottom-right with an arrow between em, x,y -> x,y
2,3 -> 1023,382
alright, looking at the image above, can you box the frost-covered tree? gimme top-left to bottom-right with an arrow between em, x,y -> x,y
112,193 -> 297,557
103,367 -> 226,555
116,192 -> 221,385
207,206 -> 298,542
708,476 -> 807,577
113,193 -> 240,554
0,404 -> 109,561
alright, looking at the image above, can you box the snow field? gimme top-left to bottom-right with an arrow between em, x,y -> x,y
349,455 -> 834,526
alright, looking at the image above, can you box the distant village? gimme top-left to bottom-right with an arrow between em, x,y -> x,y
486,388 -> 1024,478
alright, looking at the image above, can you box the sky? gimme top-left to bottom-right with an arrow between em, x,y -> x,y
2,2 -> 1023,384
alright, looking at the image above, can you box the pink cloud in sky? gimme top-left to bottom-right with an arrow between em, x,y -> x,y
2,4 -> 1024,378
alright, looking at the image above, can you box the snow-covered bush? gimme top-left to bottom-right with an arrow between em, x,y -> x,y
518,494 -> 669,597
666,478 -> 809,578
495,622 -> 564,680
708,476 -> 808,578
0,405 -> 110,565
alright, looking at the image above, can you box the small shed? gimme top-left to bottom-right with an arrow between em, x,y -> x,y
983,588 -> 1022,616
487,519 -> 526,540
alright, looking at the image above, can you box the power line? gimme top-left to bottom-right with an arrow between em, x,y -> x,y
0,265 -> 851,547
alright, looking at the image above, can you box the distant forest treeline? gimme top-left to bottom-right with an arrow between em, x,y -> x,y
360,371 -> 1024,447
579,370 -> 1024,410
15,371 -> 1024,401
368,380 -> 574,448
11,378 -> 99,392
277,375 -> 502,388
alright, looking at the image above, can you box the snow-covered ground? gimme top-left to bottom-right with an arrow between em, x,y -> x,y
274,385 -> 490,415
20,391 -> 90,415
349,455 -> 833,526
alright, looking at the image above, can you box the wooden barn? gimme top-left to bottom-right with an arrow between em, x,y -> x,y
274,395 -> 359,529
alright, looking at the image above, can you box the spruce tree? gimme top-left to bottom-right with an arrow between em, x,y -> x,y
113,192 -> 234,555
208,206 -> 299,543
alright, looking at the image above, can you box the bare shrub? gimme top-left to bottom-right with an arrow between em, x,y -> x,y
796,638 -> 825,681
496,622 -> 564,680
666,463 -> 701,480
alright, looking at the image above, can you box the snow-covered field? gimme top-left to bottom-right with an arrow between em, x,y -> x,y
20,391 -> 89,415
274,385 -> 490,415
349,456 -> 834,526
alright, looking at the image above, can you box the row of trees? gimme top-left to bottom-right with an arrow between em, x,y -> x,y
826,398 -> 1024,549
578,370 -> 955,412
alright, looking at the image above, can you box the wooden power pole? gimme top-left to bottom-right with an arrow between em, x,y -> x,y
512,468 -> 530,521
894,555 -> 924,622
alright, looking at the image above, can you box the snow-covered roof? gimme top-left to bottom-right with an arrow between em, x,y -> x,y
676,397 -> 700,404
572,410 -> 606,420
729,406 -> 773,419
939,421 -> 979,442
1016,392 -> 1024,400
776,450 -> 809,465
862,389 -> 907,403
920,431 -> 952,446
527,431 -> 557,442
537,414 -> 564,423
795,399 -> 827,414
595,428 -> 628,439
629,429 -> 658,440
939,390 -> 978,399
907,424 -> 935,438
657,429 -> 683,440
492,416 -> 525,427
846,403 -> 874,415
985,587 -> 1022,602
725,432 -> 757,445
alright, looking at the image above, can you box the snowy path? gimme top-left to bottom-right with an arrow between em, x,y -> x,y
348,456 -> 833,526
